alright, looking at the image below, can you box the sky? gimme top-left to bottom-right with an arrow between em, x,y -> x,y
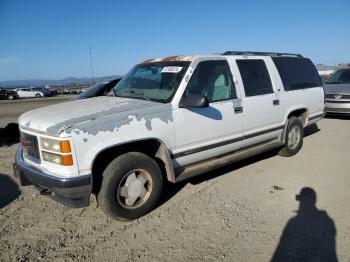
0,0 -> 349,81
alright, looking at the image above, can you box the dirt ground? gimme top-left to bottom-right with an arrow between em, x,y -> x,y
0,97 -> 350,261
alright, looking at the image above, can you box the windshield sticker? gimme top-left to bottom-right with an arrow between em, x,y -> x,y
161,66 -> 183,73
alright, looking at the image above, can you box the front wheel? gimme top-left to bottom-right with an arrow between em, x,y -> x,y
7,94 -> 14,100
278,116 -> 304,157
98,152 -> 163,221
35,93 -> 42,97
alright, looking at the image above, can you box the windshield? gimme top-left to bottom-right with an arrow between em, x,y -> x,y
327,69 -> 350,84
113,61 -> 190,103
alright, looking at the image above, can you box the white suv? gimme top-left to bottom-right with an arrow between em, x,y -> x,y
14,51 -> 324,221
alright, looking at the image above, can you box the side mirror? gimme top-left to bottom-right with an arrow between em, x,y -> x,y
180,94 -> 209,108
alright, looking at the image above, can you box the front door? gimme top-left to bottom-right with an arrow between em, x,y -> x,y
173,60 -> 244,166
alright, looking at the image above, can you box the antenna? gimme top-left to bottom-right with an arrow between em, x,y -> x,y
89,44 -> 94,84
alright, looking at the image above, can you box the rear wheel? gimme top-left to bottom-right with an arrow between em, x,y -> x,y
35,93 -> 41,97
7,94 -> 14,100
278,116 -> 304,157
98,152 -> 163,221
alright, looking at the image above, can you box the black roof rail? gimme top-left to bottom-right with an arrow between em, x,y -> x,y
222,51 -> 303,57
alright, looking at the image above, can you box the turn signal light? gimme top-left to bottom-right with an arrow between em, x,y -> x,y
61,155 -> 73,166
60,140 -> 72,153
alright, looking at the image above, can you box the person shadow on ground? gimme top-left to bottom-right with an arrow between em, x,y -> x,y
271,187 -> 338,262
0,123 -> 20,147
0,173 -> 21,208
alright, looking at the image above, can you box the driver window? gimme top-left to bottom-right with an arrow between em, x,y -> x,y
184,60 -> 236,102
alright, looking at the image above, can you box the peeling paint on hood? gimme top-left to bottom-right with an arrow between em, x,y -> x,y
18,96 -> 167,134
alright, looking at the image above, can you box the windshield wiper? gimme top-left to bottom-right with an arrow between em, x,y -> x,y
129,90 -> 151,101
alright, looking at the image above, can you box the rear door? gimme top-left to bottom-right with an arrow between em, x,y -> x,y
233,58 -> 282,146
17,89 -> 26,98
28,89 -> 36,97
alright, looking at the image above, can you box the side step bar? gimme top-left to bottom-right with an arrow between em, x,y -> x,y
174,138 -> 283,183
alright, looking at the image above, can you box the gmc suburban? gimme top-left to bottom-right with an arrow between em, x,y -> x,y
14,51 -> 325,221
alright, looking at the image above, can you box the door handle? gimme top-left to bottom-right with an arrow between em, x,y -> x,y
234,106 -> 243,114
273,99 -> 280,106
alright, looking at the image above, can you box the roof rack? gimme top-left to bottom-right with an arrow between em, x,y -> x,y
222,51 -> 303,57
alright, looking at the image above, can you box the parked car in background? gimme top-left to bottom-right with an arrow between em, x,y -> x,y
76,78 -> 121,100
32,87 -> 54,97
15,88 -> 45,98
0,88 -> 19,100
14,52 -> 324,221
56,89 -> 68,95
324,68 -> 350,115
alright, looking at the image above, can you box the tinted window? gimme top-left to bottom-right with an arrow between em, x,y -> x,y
328,69 -> 350,84
237,59 -> 273,97
184,60 -> 236,102
272,57 -> 322,90
339,70 -> 350,83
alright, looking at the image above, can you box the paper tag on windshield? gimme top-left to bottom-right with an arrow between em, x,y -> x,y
161,66 -> 183,73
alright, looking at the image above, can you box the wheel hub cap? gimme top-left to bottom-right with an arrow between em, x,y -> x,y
288,126 -> 301,150
117,170 -> 152,209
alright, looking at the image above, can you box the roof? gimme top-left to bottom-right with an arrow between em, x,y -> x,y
222,51 -> 303,57
140,51 -> 303,64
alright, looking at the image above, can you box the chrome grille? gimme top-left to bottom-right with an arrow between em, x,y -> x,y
325,94 -> 350,99
20,132 -> 40,162
325,107 -> 350,113
341,95 -> 350,99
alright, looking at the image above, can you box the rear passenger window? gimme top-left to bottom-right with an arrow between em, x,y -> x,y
237,60 -> 273,97
184,60 -> 236,102
272,57 -> 322,90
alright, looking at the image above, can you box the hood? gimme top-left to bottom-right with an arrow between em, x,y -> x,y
324,83 -> 350,95
19,96 -> 164,134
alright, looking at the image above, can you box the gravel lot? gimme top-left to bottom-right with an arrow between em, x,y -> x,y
0,97 -> 349,261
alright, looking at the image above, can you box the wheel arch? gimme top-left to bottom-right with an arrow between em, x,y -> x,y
90,138 -> 175,194
285,107 -> 308,126
281,107 -> 308,143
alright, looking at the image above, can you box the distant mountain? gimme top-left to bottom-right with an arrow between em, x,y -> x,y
315,64 -> 336,71
0,75 -> 122,88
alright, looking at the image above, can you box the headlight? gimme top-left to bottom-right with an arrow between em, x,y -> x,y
42,151 -> 73,166
40,138 -> 71,153
42,151 -> 62,164
40,137 -> 73,166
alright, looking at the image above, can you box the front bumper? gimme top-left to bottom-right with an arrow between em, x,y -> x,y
13,146 -> 91,208
325,101 -> 350,114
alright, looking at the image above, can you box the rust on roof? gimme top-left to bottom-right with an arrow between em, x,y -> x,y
141,55 -> 196,64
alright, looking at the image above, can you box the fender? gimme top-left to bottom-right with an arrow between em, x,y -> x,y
90,137 -> 176,183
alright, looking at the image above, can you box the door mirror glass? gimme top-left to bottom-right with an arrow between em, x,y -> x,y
181,94 -> 209,108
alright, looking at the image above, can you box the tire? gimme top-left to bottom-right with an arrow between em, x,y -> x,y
7,94 -> 14,100
98,152 -> 163,221
278,116 -> 304,157
35,93 -> 41,98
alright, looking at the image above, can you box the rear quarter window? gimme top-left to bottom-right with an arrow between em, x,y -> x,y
272,57 -> 322,91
